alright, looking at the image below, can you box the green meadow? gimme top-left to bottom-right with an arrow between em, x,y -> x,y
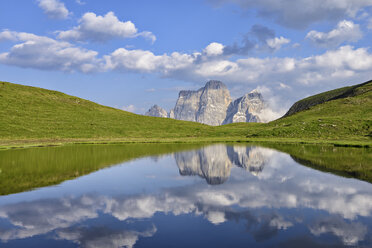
0,80 -> 371,148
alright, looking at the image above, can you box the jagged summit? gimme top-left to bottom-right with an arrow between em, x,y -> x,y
145,104 -> 168,118
204,80 -> 227,89
145,80 -> 265,126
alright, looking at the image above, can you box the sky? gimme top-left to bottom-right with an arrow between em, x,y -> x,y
1,0 -> 372,118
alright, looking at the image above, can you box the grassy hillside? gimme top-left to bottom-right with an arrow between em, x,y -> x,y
0,80 -> 371,147
283,80 -> 372,117
0,81 -> 214,140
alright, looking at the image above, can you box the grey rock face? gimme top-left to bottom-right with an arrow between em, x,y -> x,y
223,90 -> 264,124
173,90 -> 203,122
172,80 -> 231,126
145,105 -> 168,118
145,80 -> 266,125
197,81 -> 232,126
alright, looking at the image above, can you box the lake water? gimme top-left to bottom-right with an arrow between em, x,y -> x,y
0,144 -> 372,247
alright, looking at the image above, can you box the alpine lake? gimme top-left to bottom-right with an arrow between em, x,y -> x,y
0,143 -> 371,248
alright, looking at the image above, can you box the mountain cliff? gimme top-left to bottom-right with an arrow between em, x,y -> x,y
146,80 -> 265,126
223,90 -> 264,124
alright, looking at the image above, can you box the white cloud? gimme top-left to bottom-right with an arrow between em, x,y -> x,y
104,48 -> 195,73
306,20 -> 363,47
204,42 -> 225,56
37,0 -> 70,19
0,31 -> 100,73
266,36 -> 290,51
207,0 -> 372,28
57,12 -> 156,43
122,104 -> 136,113
0,30 -> 18,42
104,45 -> 372,87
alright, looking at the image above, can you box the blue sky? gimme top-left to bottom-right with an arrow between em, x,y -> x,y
1,0 -> 372,118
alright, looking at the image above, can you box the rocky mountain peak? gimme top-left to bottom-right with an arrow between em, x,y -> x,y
204,80 -> 227,90
145,105 -> 168,118
247,89 -> 263,99
145,80 -> 266,125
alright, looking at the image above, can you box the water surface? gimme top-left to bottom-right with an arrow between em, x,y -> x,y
0,144 -> 372,247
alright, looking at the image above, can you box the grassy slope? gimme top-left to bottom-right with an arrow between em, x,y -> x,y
0,80 -> 371,146
283,80 -> 371,117
0,81 -> 214,140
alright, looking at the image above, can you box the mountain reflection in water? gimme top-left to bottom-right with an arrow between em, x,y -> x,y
0,144 -> 372,248
175,145 -> 267,184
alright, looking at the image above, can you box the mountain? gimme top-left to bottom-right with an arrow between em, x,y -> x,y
223,90 -> 264,124
173,80 -> 232,126
146,80 -> 265,126
145,105 -> 167,118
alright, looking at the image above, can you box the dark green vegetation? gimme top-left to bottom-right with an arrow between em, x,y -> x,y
0,80 -> 371,147
0,143 -> 204,195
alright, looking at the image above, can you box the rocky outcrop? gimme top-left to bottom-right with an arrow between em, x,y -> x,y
145,80 -> 266,125
145,105 -> 168,118
168,109 -> 175,119
172,80 -> 231,126
223,90 -> 264,124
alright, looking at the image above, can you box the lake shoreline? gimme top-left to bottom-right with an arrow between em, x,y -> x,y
1,137 -> 370,150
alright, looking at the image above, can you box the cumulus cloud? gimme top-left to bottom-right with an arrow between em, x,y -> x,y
57,12 -> 156,43
306,20 -> 363,47
37,0 -> 70,19
204,42 -> 225,56
207,0 -> 372,28
103,45 -> 372,89
266,36 -> 290,51
0,31 -> 100,73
